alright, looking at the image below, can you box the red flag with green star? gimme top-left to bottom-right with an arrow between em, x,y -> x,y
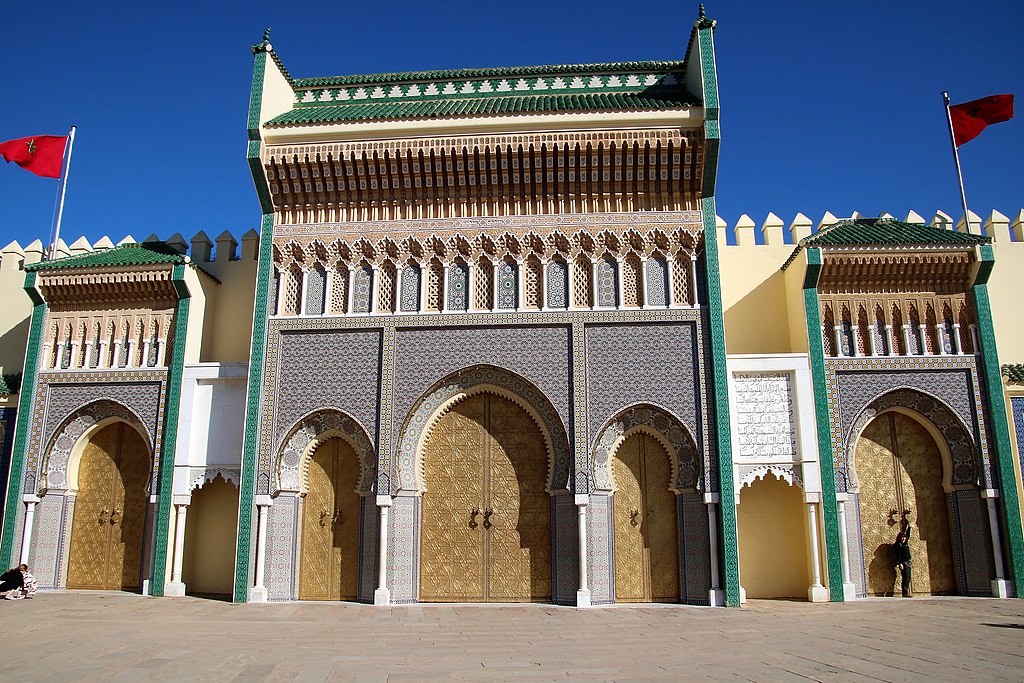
0,135 -> 69,178
949,94 -> 1014,146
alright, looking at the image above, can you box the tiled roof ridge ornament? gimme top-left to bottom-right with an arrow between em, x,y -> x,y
252,26 -> 272,54
696,4 -> 716,29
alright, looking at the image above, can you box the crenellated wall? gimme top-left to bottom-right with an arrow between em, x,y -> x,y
0,229 -> 261,384
716,209 -> 1024,364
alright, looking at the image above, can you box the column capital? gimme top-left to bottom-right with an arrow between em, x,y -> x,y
981,489 -> 1000,500
254,494 -> 274,507
172,495 -> 192,507
376,494 -> 393,507
21,494 -> 41,504
703,492 -> 720,505
803,492 -> 821,504
574,494 -> 589,507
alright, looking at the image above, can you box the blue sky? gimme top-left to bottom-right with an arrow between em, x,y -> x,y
1,1 -> 1021,250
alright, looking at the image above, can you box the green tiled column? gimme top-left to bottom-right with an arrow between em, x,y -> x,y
800,249 -> 844,601
149,264 -> 190,596
972,245 -> 1024,593
0,272 -> 45,568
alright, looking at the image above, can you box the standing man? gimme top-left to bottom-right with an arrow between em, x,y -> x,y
893,526 -> 912,597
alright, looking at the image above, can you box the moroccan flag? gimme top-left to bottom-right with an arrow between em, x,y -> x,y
950,94 -> 1014,146
0,135 -> 68,178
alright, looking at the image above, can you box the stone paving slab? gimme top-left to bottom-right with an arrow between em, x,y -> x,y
2,593 -> 1023,681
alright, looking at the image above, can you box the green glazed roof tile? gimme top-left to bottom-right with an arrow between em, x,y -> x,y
1003,364 -> 1024,384
802,218 -> 989,247
293,60 -> 688,88
267,92 -> 696,125
26,242 -> 218,281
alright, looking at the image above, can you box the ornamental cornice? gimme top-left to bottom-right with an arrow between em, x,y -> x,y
818,250 -> 974,295
38,264 -> 180,309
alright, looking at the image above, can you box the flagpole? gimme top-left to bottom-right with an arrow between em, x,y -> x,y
942,92 -> 974,234
48,125 -> 76,261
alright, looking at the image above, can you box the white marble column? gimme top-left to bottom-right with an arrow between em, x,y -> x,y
441,262 -> 450,312
418,264 -> 429,313
884,324 -> 894,356
70,338 -> 82,369
902,324 -> 912,356
370,265 -> 380,315
466,261 -> 476,310
615,256 -> 625,309
19,495 -> 40,566
690,255 -> 700,307
640,257 -> 650,309
849,327 -> 860,357
516,259 -> 525,311
299,270 -> 309,315
952,323 -> 963,354
970,324 -> 979,354
54,338 -> 65,369
665,257 -> 676,307
375,495 -> 392,606
833,326 -> 843,358
492,262 -> 500,310
166,498 -> 189,597
705,493 -> 724,606
249,496 -> 273,602
347,268 -> 357,315
590,260 -> 600,309
576,494 -> 591,607
982,489 -> 1012,598
805,494 -> 828,602
836,494 -> 857,601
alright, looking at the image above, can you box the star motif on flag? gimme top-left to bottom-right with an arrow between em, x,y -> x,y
26,139 -> 37,155
967,106 -> 981,118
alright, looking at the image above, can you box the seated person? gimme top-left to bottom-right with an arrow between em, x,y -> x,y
0,564 -> 26,600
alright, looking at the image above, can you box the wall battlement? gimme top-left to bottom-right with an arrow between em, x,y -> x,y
0,229 -> 261,272
716,209 -> 1024,249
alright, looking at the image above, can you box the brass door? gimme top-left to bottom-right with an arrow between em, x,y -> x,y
67,423 -> 149,590
857,412 -> 955,596
298,437 -> 361,600
420,393 -> 551,602
613,433 -> 679,602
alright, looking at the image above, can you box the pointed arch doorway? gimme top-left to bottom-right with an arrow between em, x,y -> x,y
66,422 -> 150,591
855,411 -> 955,596
419,392 -> 551,602
298,436 -> 362,601
612,432 -> 680,603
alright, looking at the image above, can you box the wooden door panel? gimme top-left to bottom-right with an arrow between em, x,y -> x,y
613,435 -> 648,601
68,426 -> 119,589
335,439 -> 361,601
421,396 -> 487,601
112,425 -> 149,590
644,436 -> 679,601
486,395 -> 550,602
299,442 -> 337,600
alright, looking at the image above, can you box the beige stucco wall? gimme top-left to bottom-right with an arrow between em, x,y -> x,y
181,476 -> 240,595
0,243 -> 39,379
737,473 -> 812,598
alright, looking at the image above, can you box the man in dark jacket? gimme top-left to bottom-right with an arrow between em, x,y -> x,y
893,527 -> 912,597
0,564 -> 26,599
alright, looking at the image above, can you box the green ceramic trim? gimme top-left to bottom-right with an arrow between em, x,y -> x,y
693,13 -> 737,606
0,273 -> 45,568
233,213 -> 275,603
148,264 -> 190,596
972,246 -> 1024,593
800,248 -> 845,600
247,51 -> 267,136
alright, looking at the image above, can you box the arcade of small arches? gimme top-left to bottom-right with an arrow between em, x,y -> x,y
269,227 -> 703,316
41,309 -> 176,372
821,296 -> 978,358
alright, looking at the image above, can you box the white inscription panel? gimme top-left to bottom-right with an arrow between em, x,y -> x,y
734,372 -> 797,459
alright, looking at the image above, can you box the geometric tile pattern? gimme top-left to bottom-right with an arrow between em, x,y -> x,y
400,264 -> 420,312
265,493 -> 298,601
585,323 -> 703,472
679,492 -> 711,605
586,493 -> 613,604
393,364 -> 570,494
949,488 -> 996,596
645,257 -> 668,307
546,261 -> 568,309
447,262 -> 468,311
592,403 -> 699,492
28,375 -> 166,494
552,492 -> 578,604
825,356 -> 990,491
275,409 -> 376,494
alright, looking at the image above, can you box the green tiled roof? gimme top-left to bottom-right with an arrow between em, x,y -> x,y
293,60 -> 687,88
803,218 -> 989,248
268,59 -> 697,126
782,217 -> 988,270
25,242 -> 219,282
0,373 -> 20,395
1003,364 -> 1024,384
268,92 -> 696,125
26,243 -> 189,272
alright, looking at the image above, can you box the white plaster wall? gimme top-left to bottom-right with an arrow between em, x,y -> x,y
172,362 -> 248,496
727,353 -> 821,499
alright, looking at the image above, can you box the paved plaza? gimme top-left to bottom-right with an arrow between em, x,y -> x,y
2,592 -> 1023,681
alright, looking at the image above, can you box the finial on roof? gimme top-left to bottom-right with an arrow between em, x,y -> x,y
252,27 -> 272,54
695,3 -> 715,29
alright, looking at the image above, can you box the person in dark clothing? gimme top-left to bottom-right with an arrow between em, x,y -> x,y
0,564 -> 26,599
893,527 -> 912,597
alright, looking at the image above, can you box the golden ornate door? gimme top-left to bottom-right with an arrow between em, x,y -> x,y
856,412 -> 954,596
613,433 -> 679,602
298,437 -> 361,600
67,422 -> 149,590
420,393 -> 551,602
